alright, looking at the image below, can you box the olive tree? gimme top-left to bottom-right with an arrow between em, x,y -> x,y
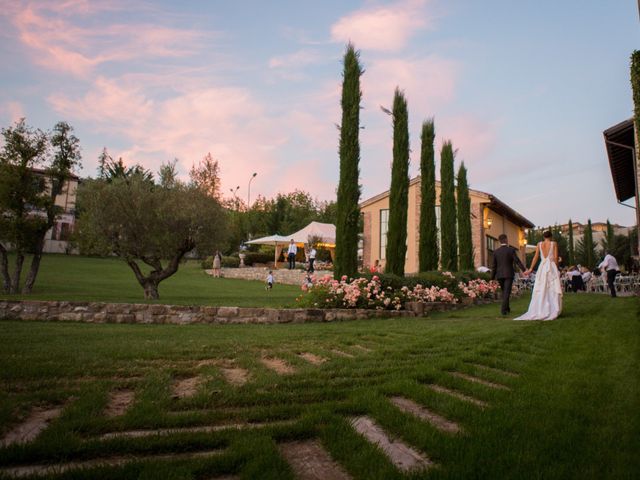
76,174 -> 227,299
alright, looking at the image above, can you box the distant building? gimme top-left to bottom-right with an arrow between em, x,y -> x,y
359,177 -> 534,273
34,169 -> 80,254
558,221 -> 632,248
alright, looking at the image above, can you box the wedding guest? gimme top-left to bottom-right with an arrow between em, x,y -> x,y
370,259 -> 380,273
265,270 -> 274,290
581,267 -> 592,284
308,245 -> 317,273
599,251 -> 620,297
212,250 -> 222,278
287,239 -> 297,270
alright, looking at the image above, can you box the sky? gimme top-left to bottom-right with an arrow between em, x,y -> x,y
0,0 -> 638,227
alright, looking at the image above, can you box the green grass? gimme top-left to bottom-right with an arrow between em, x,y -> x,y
0,254 -> 300,307
0,294 -> 638,479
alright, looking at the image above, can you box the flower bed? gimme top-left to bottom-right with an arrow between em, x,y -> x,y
296,272 -> 500,311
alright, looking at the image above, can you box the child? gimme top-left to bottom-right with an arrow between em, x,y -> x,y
266,270 -> 274,291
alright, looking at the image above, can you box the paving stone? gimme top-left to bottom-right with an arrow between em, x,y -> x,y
352,345 -> 372,353
427,384 -> 488,408
172,376 -> 203,399
279,440 -> 352,480
298,353 -> 327,365
261,357 -> 296,375
104,389 -> 135,418
468,363 -> 520,378
1,406 -> 63,446
350,416 -> 433,473
331,349 -> 354,358
220,367 -> 250,386
390,396 -> 461,434
449,372 -> 510,390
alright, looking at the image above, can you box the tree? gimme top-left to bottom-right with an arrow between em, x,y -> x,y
551,224 -> 568,267
576,219 -> 597,269
103,156 -> 153,183
567,219 -> 575,265
335,43 -> 363,279
602,219 -> 615,253
0,119 -> 80,294
76,176 -> 227,299
418,119 -> 438,271
440,141 -> 457,271
457,162 -> 474,270
190,153 -> 220,199
385,88 -> 410,276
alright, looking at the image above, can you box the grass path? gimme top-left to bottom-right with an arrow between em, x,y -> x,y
0,295 -> 638,479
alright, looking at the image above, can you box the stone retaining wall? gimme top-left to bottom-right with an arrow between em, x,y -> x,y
209,267 -> 333,285
0,300 -> 418,325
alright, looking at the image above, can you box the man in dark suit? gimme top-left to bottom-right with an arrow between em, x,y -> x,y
491,234 -> 526,315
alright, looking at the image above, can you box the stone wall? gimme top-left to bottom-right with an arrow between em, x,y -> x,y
0,300 -> 416,325
210,267 -> 333,285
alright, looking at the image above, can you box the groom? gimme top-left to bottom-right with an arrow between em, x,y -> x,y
491,234 -> 526,316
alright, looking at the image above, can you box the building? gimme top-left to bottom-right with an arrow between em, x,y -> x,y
36,170 -> 80,254
360,177 -> 535,273
603,118 -> 640,254
558,221 -> 632,248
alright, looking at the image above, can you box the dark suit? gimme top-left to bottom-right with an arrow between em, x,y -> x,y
491,244 -> 526,315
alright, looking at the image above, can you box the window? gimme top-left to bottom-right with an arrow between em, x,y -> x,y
486,235 -> 498,267
379,209 -> 389,260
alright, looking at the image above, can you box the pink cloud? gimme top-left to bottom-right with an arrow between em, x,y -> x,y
0,101 -> 26,124
331,0 -> 432,52
9,2 -> 210,78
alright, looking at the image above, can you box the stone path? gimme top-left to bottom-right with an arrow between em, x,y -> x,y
331,349 -> 354,358
1,406 -> 63,447
468,363 -> 520,378
279,440 -> 352,480
390,396 -> 461,434
350,416 -> 433,472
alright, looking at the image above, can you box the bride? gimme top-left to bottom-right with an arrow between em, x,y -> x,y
515,231 -> 563,321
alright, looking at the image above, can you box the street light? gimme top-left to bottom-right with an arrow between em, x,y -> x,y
248,172 -> 257,208
229,186 -> 240,210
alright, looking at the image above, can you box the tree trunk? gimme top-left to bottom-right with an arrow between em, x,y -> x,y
10,253 -> 24,294
0,244 -> 11,294
23,237 -> 45,294
143,281 -> 160,300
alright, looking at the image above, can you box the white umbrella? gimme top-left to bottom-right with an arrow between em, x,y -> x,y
245,234 -> 292,268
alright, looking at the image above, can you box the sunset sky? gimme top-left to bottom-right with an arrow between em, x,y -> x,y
0,0 -> 638,227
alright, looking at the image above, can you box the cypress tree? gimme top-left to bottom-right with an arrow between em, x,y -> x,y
385,88 -> 410,276
456,163 -> 473,270
567,219 -> 575,265
605,219 -> 615,252
418,119 -> 438,271
584,219 -> 596,269
335,43 -> 363,279
440,141 -> 457,271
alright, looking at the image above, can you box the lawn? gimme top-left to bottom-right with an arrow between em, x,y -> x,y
0,294 -> 638,479
0,255 -> 301,307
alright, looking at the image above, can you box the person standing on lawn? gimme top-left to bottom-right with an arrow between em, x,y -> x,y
599,251 -> 620,298
491,233 -> 526,316
287,239 -> 297,270
308,245 -> 317,273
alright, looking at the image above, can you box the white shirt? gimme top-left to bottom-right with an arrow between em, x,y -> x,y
309,248 -> 316,259
267,274 -> 274,283
287,243 -> 297,255
598,254 -> 619,271
582,271 -> 592,282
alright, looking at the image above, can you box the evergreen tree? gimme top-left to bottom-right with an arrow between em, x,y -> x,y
567,219 -> 575,265
439,141 -> 457,271
603,219 -> 615,253
335,43 -> 363,279
385,88 -> 410,276
418,119 -> 438,271
456,163 -> 474,270
581,219 -> 597,269
551,225 -> 568,267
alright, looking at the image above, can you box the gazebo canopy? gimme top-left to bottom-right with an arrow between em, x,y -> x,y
245,234 -> 291,247
288,221 -> 336,247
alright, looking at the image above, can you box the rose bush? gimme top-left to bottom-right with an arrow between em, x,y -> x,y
296,273 -> 500,310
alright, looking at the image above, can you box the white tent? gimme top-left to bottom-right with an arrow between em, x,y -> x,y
288,221 -> 336,246
245,234 -> 291,267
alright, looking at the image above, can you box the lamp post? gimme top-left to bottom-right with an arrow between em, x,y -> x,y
229,186 -> 239,210
247,172 -> 257,209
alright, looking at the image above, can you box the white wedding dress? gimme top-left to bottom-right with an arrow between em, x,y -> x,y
515,242 -> 562,321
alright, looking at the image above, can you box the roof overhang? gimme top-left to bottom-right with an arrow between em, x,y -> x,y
483,195 -> 535,229
603,118 -> 636,202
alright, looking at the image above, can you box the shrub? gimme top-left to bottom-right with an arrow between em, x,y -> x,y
201,256 -> 213,269
221,256 -> 240,268
243,252 -> 273,266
